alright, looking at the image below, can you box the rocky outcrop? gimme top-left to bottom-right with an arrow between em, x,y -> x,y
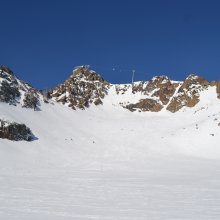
115,82 -> 148,95
0,119 -> 34,141
167,74 -> 209,113
0,66 -> 41,109
132,82 -> 148,94
0,80 -> 20,105
125,98 -> 163,112
123,76 -> 180,112
49,66 -> 109,110
115,84 -> 132,95
123,74 -> 212,113
0,66 -> 14,75
23,89 -> 40,110
144,76 -> 179,105
216,81 -> 220,99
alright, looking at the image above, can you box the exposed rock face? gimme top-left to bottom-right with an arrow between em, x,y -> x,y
210,81 -> 216,87
123,74 -> 212,113
0,66 -> 41,109
217,81 -> 220,99
0,66 -> 14,76
49,66 -> 109,110
167,74 -> 209,113
132,82 -> 148,94
0,119 -> 34,141
0,80 -> 20,105
94,98 -> 103,105
144,76 -> 179,105
115,82 -> 148,95
123,76 -> 179,112
125,98 -> 163,112
23,89 -> 40,110
115,84 -> 132,95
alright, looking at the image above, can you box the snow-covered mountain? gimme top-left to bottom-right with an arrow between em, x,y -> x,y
0,66 -> 43,109
1,65 -> 220,219
0,65 -> 220,156
1,65 -> 219,114
48,66 -> 220,113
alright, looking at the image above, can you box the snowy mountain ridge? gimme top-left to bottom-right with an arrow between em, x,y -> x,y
1,65 -> 219,114
48,66 -> 220,113
0,66 -> 42,110
0,66 -> 220,146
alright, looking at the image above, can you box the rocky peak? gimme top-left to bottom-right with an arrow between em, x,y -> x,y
49,66 -> 109,110
167,74 -> 210,113
0,66 -> 17,84
124,74 -> 215,113
72,65 -> 106,82
180,74 -> 209,91
0,66 -> 41,109
124,75 -> 180,112
145,75 -> 170,93
0,65 -> 14,76
144,75 -> 179,105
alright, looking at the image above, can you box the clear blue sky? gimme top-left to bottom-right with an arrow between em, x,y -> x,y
0,0 -> 220,89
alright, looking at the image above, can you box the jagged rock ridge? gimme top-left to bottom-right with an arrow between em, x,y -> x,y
0,66 -> 41,110
1,65 -> 220,144
0,65 -> 220,113
167,74 -> 210,113
124,76 -> 180,112
49,66 -> 109,110
123,74 -> 219,113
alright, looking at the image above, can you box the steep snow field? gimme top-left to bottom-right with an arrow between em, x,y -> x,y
0,86 -> 220,219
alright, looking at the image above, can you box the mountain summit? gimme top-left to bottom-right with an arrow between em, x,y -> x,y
0,65 -> 41,109
49,66 -> 109,109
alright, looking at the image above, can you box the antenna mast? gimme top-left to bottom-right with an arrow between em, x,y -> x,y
132,70 -> 135,84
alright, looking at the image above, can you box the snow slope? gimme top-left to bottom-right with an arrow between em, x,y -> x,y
0,83 -> 220,219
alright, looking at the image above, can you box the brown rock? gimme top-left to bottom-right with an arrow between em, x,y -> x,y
94,98 -> 103,105
49,66 -> 109,110
125,98 -> 163,112
216,81 -> 220,99
167,74 -> 209,113
210,81 -> 216,87
145,76 -> 179,105
132,82 -> 145,94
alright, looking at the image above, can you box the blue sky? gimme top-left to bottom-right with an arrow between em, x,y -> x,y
0,0 -> 220,89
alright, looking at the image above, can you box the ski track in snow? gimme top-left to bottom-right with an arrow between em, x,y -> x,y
0,85 -> 220,219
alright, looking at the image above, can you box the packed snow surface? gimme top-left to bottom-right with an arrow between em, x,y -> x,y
0,86 -> 220,219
